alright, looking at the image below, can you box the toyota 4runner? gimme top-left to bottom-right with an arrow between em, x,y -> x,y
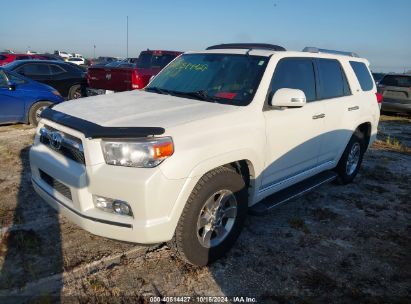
30,43 -> 381,266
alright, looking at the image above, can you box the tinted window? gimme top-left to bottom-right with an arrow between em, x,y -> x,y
270,58 -> 316,102
138,53 -> 178,69
50,65 -> 66,74
19,63 -> 50,75
317,59 -> 350,99
16,56 -> 30,60
0,55 -> 7,60
380,75 -> 411,87
350,61 -> 373,91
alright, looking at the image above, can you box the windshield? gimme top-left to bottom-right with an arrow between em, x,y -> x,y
146,53 -> 268,106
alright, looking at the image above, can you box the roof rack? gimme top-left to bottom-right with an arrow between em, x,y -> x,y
207,43 -> 286,52
303,47 -> 359,58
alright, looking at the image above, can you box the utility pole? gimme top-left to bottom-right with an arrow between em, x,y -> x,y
126,16 -> 129,58
93,45 -> 96,59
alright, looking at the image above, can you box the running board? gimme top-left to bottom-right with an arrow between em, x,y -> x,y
249,171 -> 337,215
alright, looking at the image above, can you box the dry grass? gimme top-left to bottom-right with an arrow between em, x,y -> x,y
372,139 -> 411,155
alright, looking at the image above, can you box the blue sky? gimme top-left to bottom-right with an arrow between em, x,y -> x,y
1,0 -> 410,72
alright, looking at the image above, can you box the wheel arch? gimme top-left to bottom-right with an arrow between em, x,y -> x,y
24,99 -> 53,123
24,99 -> 54,124
356,121 -> 372,150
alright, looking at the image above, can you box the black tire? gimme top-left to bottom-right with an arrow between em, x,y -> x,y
68,84 -> 82,100
171,166 -> 248,266
28,101 -> 52,126
335,131 -> 365,184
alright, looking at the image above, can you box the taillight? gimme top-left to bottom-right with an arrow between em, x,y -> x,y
375,92 -> 383,104
131,71 -> 140,89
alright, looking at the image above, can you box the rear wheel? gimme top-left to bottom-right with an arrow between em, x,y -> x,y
68,84 -> 82,100
335,131 -> 365,184
28,101 -> 52,126
171,166 -> 248,266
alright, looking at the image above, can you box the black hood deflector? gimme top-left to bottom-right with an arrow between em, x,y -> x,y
40,108 -> 165,139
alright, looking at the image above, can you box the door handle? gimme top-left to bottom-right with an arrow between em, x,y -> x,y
348,106 -> 359,111
312,113 -> 325,120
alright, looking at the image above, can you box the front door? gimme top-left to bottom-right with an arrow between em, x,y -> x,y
262,58 -> 326,191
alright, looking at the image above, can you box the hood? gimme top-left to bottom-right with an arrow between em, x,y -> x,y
53,90 -> 239,128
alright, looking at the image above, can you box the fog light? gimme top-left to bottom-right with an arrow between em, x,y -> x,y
93,195 -> 133,217
113,201 -> 132,215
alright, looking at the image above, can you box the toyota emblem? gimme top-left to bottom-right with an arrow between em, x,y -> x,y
50,132 -> 63,150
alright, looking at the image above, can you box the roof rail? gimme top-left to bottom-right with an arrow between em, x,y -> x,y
207,43 -> 286,52
303,47 -> 359,58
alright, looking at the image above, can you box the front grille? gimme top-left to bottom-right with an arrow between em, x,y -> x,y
40,125 -> 85,165
39,170 -> 72,201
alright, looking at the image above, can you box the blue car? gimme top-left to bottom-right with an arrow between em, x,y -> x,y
0,68 -> 64,126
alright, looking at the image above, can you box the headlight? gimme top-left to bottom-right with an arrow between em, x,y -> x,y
101,137 -> 174,168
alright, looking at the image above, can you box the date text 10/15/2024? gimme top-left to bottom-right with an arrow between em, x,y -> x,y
149,296 -> 258,303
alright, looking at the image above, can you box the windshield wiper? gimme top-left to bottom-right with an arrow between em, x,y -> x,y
172,90 -> 219,103
145,87 -> 170,95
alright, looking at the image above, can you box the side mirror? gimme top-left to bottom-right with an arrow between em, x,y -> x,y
7,81 -> 16,91
270,88 -> 306,108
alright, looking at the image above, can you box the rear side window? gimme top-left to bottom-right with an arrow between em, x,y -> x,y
0,55 -> 7,60
380,75 -> 411,87
270,58 -> 316,102
317,59 -> 351,99
350,61 -> 374,91
18,63 -> 51,75
50,64 -> 66,74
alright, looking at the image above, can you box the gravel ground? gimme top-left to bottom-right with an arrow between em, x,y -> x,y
0,115 -> 410,303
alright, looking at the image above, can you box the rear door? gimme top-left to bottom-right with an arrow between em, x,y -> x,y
315,58 -> 358,164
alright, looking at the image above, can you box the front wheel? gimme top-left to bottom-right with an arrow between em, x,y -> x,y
28,101 -> 52,126
171,166 -> 248,266
335,132 -> 365,184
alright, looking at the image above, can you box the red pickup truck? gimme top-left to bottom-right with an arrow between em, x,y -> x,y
87,50 -> 182,92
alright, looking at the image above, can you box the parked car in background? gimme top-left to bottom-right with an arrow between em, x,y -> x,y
68,57 -> 86,65
87,50 -> 182,92
54,50 -> 71,60
0,53 -> 43,66
378,74 -> 411,114
4,60 -> 87,100
38,54 -> 65,61
372,72 -> 385,85
0,68 -> 63,126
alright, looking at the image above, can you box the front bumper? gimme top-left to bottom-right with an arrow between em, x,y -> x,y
29,125 -> 189,244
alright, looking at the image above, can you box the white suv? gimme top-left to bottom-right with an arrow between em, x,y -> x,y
30,43 -> 381,266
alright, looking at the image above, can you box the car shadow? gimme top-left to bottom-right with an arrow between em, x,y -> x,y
0,146 -> 63,303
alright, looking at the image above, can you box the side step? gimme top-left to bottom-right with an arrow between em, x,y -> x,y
249,171 -> 338,216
